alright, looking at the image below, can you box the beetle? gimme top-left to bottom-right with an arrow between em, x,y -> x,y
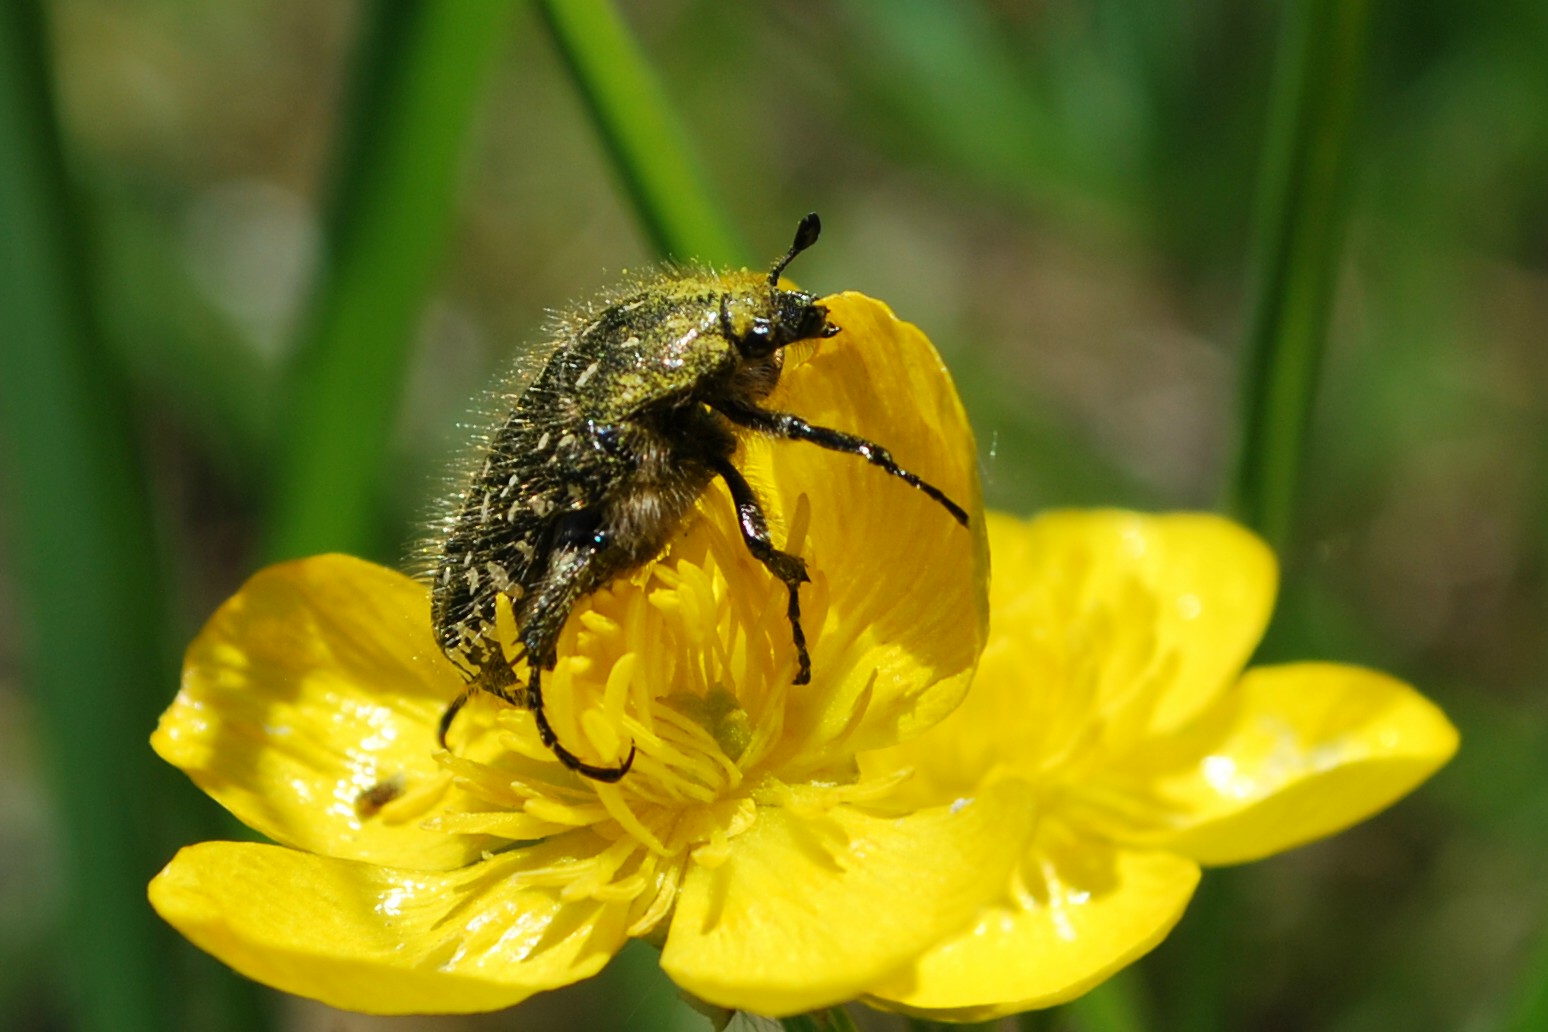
430,214 -> 968,780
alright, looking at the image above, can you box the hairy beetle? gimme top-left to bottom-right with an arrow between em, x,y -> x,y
431,214 -> 968,780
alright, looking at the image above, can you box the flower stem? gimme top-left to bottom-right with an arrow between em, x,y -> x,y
1225,0 -> 1373,551
535,0 -> 746,265
264,1 -> 513,562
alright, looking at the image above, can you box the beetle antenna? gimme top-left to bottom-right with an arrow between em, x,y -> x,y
769,212 -> 822,287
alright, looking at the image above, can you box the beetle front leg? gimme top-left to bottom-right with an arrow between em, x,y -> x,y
712,401 -> 969,526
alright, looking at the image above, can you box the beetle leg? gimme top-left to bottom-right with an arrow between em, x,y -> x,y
438,640 -> 526,748
514,535 -> 637,781
437,690 -> 471,748
526,663 -> 636,782
711,455 -> 812,686
713,401 -> 969,527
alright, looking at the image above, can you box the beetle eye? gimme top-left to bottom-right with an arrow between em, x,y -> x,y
740,319 -> 777,359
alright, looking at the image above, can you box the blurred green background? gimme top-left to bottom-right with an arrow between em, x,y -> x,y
0,1 -> 1543,1030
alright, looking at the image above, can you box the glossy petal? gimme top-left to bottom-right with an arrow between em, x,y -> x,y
990,510 -> 1275,741
1105,663 -> 1460,865
154,555 -> 491,869
743,292 -> 988,769
866,829 -> 1199,1020
147,836 -> 629,1015
660,784 -> 1031,1016
860,510 -> 1277,804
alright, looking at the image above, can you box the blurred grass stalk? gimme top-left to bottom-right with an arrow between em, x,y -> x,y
1173,0 -> 1373,1029
264,1 -> 514,562
537,0 -> 745,266
1226,0 -> 1372,553
0,4 -> 177,1031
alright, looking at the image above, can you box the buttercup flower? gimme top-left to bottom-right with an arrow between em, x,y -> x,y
148,293 -> 1030,1016
149,291 -> 1456,1022
859,509 -> 1459,1020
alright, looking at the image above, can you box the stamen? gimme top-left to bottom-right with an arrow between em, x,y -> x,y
523,796 -> 610,828
690,825 -> 734,868
425,809 -> 573,839
439,751 -> 532,808
590,872 -> 649,903
560,836 -> 642,902
786,492 -> 813,557
652,701 -> 743,789
601,651 -> 637,730
757,764 -> 912,814
626,857 -> 681,937
623,744 -> 721,805
594,783 -> 668,855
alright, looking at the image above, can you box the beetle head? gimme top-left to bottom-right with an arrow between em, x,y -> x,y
729,213 -> 840,361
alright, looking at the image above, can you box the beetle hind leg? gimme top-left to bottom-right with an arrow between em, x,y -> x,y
523,663 -> 637,782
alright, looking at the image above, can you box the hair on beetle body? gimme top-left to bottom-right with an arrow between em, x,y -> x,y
429,214 -> 969,781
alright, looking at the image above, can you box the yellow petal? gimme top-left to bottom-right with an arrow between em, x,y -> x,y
147,836 -> 628,1014
748,292 -> 988,768
861,510 -> 1276,805
659,784 -> 1031,1016
990,509 -> 1275,741
867,829 -> 1199,1020
1107,663 -> 1459,865
154,555 -> 490,870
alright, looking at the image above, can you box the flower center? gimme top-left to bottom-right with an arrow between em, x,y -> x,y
442,492 -> 824,936
665,685 -> 754,762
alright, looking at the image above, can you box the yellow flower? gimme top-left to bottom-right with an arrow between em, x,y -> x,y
148,293 -> 1030,1017
859,509 -> 1460,1020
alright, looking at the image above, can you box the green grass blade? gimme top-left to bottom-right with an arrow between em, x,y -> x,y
834,0 -> 1108,211
536,0 -> 746,265
96,199 -> 274,488
264,1 -> 514,562
0,5 -> 179,1030
1226,0 -> 1373,551
1189,2 -> 1375,1027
